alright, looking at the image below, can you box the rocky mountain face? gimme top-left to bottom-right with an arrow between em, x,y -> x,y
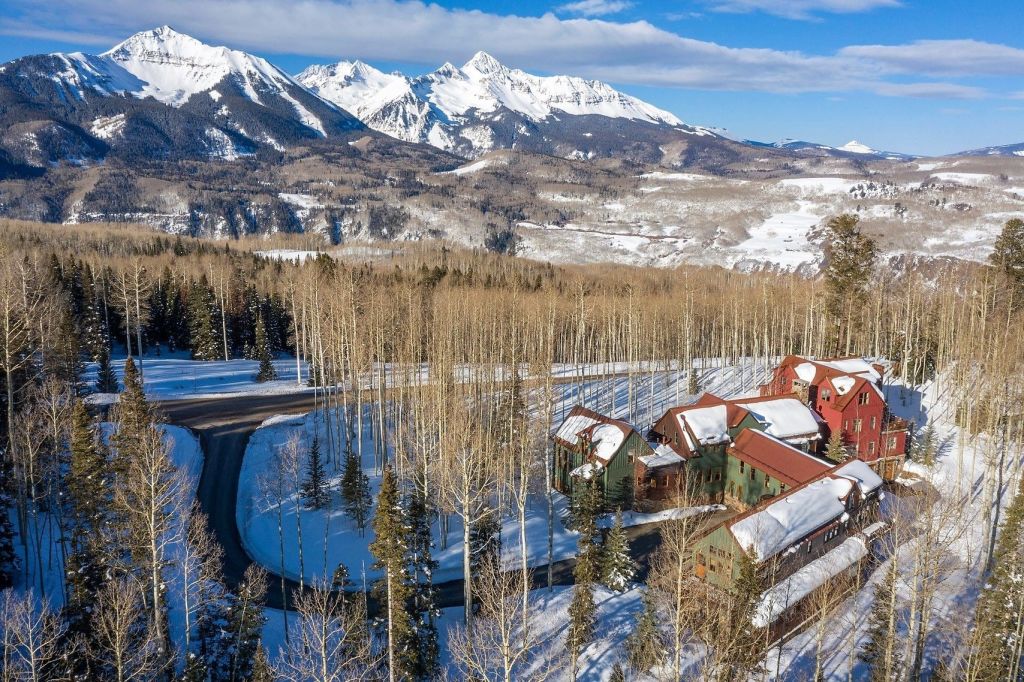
0,26 -> 364,168
0,26 -> 1020,275
295,52 -> 760,162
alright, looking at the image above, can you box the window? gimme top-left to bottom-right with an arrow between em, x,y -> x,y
739,461 -> 745,473
697,552 -> 705,566
750,467 -> 756,481
780,484 -> 786,492
649,477 -> 657,488
713,468 -> 723,482
627,453 -> 634,463
764,475 -> 771,487
870,416 -> 877,430
853,418 -> 863,433
868,442 -> 876,454
859,392 -> 870,406
888,435 -> 898,449
807,541 -> 813,553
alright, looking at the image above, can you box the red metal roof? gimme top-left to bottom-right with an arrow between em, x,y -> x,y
728,429 -> 831,487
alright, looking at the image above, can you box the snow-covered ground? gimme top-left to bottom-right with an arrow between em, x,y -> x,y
237,359 -> 771,586
83,350 -> 308,401
10,424 -> 202,630
764,375 -> 1020,679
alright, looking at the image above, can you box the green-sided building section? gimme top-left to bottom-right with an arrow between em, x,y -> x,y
552,405 -> 651,509
647,395 -> 823,505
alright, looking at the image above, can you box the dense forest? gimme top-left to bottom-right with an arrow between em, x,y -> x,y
1,217 -> 1023,680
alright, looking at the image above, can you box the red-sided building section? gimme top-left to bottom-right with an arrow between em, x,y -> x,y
760,356 -> 910,479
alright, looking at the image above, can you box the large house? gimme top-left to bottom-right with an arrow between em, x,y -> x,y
691,458 -> 884,632
760,356 -> 910,479
551,355 -> 902,631
552,356 -> 909,508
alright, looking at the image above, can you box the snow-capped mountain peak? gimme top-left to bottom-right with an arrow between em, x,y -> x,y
297,51 -> 685,157
838,140 -> 876,155
462,51 -> 506,77
101,25 -> 295,106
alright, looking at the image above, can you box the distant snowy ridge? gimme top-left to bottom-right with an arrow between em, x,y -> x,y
297,51 -> 695,156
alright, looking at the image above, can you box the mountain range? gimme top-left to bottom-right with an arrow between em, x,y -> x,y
3,25 -> 996,171
0,26 -> 1021,273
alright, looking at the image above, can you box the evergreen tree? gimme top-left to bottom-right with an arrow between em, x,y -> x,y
188,276 -> 221,360
300,435 -> 330,510
626,588 -> 664,674
859,558 -> 902,681
67,400 -> 108,539
567,477 -> 602,682
913,424 -> 938,467
601,510 -> 636,592
406,470 -> 439,679
724,551 -> 766,680
65,400 -> 111,632
825,429 -> 847,463
990,217 -> 1024,303
332,562 -> 352,592
109,357 -> 153,480
211,565 -> 268,682
95,348 -> 118,393
823,214 -> 878,339
341,437 -> 372,534
250,647 -> 275,682
688,368 -> 700,396
369,465 -> 417,680
968,476 -> 1024,681
79,264 -> 109,361
254,314 -> 277,382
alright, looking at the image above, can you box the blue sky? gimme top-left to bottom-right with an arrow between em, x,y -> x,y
1,0 -> 1022,155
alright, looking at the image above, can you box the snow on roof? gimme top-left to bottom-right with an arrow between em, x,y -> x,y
831,375 -> 856,395
737,398 -> 821,440
677,405 -> 730,447
555,414 -> 599,445
589,423 -> 627,462
639,443 -> 685,469
570,461 -> 603,480
795,362 -> 817,383
817,358 -> 881,382
730,476 -> 855,563
834,459 -> 884,494
753,537 -> 867,628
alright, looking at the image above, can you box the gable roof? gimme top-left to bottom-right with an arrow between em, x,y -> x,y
734,396 -> 823,442
553,405 -> 637,463
780,355 -> 883,387
726,458 -> 879,563
729,430 -> 831,487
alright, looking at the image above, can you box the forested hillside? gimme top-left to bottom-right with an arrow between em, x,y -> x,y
0,219 -> 1023,679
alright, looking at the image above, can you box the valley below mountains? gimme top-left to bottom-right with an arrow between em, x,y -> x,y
0,26 -> 1021,273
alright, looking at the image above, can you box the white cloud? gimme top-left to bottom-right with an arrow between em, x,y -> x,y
0,0 -> 1007,100
841,40 -> 1024,77
874,82 -> 987,99
705,0 -> 900,20
558,0 -> 633,17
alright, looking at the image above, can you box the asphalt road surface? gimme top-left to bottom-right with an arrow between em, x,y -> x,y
158,390 -> 727,614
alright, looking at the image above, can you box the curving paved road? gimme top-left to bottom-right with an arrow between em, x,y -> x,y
159,390 -> 727,613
